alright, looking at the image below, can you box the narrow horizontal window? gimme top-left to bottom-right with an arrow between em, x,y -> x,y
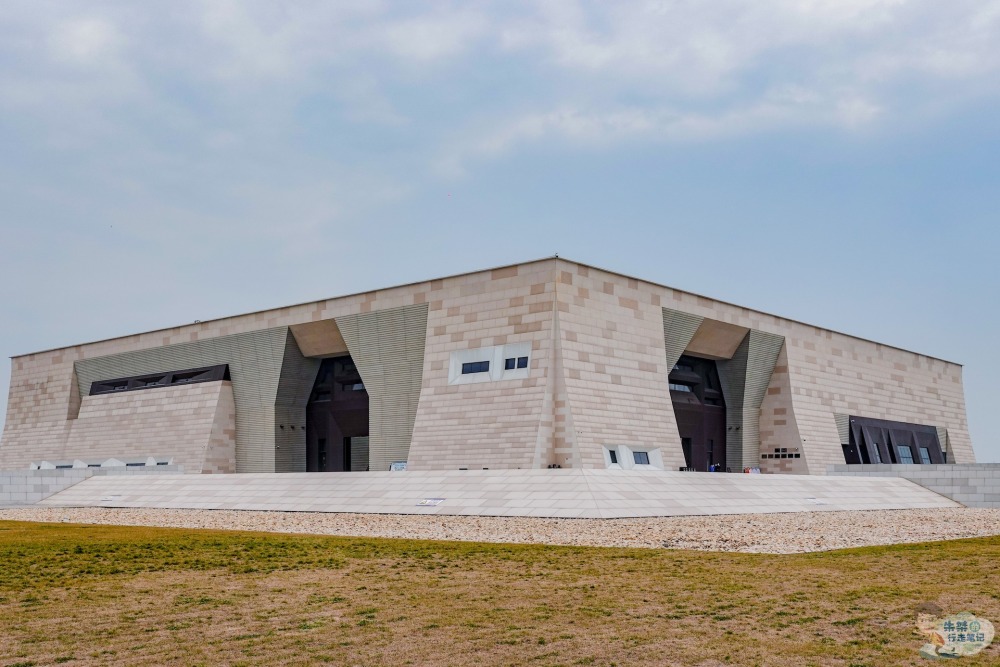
633,451 -> 650,465
461,361 -> 490,374
516,356 -> 528,369
669,383 -> 692,392
90,365 -> 230,396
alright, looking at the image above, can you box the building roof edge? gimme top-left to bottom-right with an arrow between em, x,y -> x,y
11,254 -> 962,366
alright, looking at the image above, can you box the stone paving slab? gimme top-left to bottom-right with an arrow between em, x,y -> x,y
39,469 -> 959,518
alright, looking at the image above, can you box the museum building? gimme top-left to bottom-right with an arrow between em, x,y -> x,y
0,257 -> 976,475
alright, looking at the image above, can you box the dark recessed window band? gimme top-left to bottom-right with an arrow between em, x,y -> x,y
461,361 -> 490,374
89,364 -> 231,396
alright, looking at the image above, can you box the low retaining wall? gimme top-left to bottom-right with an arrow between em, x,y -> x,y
828,464 -> 1000,508
0,466 -> 183,505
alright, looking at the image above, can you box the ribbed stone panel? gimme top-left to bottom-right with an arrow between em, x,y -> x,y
936,426 -> 950,461
337,304 -> 429,472
742,332 -> 785,465
718,331 -> 784,470
351,437 -> 370,472
74,328 -> 291,473
834,413 -> 850,444
661,308 -> 704,372
718,335 -> 750,469
273,334 -> 321,473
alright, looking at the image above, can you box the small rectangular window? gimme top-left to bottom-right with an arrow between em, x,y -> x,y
516,356 -> 528,369
669,383 -> 692,392
919,447 -> 931,464
461,361 -> 490,374
504,358 -> 516,370
633,451 -> 650,465
897,446 -> 914,464
609,450 -> 618,464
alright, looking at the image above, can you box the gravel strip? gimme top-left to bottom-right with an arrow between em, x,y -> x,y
2,506 -> 1000,553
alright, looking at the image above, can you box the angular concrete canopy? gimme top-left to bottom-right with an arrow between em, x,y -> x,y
685,319 -> 751,360
289,319 -> 349,358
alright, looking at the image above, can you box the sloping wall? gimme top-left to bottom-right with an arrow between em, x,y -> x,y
337,304 -> 429,472
717,330 -> 784,471
273,335 -> 321,473
553,262 -> 686,471
70,328 -> 291,472
407,263 -> 555,470
62,381 -> 236,473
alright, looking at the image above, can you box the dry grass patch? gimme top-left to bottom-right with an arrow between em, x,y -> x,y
1,520 -> 999,666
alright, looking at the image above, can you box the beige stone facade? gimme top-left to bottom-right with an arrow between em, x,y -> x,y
0,258 -> 975,473
49,381 -> 235,474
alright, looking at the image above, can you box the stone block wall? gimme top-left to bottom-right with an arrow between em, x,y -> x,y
829,464 -> 1000,507
0,466 -> 182,505
60,381 -> 235,474
0,257 -> 975,474
408,262 -> 556,469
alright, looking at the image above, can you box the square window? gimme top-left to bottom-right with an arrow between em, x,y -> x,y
504,358 -> 516,370
461,361 -> 490,374
897,445 -> 914,464
609,450 -> 618,464
517,356 -> 528,369
633,451 -> 650,465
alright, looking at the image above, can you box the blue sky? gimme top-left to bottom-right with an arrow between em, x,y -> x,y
1,1 -> 998,461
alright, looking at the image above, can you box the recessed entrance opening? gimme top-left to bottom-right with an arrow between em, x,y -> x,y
306,356 -> 369,471
669,355 -> 727,472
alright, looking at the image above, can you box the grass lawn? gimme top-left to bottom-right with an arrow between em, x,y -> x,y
1,520 -> 998,666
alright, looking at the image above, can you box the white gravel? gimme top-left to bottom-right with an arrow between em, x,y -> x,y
2,506 -> 1000,553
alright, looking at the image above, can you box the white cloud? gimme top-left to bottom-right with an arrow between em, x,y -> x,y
1,0 -> 999,182
47,17 -> 122,66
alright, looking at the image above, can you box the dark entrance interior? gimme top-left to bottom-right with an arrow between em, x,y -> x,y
669,355 -> 727,472
848,415 -> 945,465
306,356 -> 370,472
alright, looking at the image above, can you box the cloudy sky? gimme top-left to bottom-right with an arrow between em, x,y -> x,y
1,1 -> 998,461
